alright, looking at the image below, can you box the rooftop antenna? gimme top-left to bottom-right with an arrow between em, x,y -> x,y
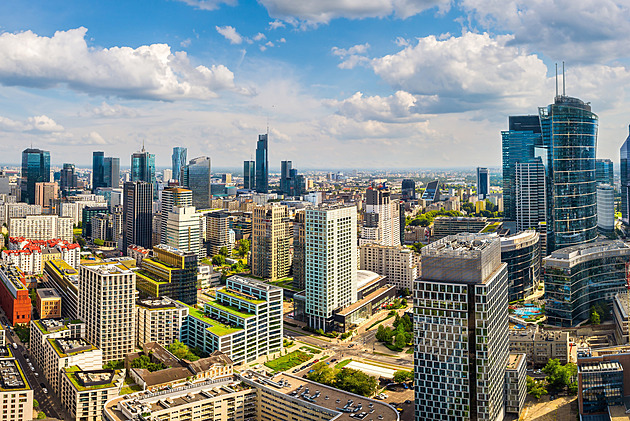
562,61 -> 566,96
555,63 -> 558,98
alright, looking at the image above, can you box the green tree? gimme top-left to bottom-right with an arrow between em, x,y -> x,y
590,310 -> 601,325
393,370 -> 413,383
543,359 -> 574,394
94,239 -> 105,246
526,376 -> 547,399
131,355 -> 166,372
33,399 -> 39,409
237,239 -> 250,257
219,246 -> 229,257
212,254 -> 226,266
14,324 -> 29,343
307,362 -> 337,386
37,412 -> 46,419
103,360 -> 124,370
334,368 -> 378,397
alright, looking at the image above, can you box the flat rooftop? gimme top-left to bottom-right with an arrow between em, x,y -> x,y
64,366 -> 120,391
37,288 -> 61,300
0,359 -> 28,391
580,361 -> 623,374
137,297 -> 184,310
50,337 -> 96,357
506,353 -> 525,370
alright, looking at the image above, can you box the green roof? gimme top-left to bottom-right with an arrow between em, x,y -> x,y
206,323 -> 243,337
206,301 -> 255,319
33,320 -> 68,335
181,303 -> 208,321
218,288 -> 264,305
48,338 -> 98,358
63,366 -> 121,392
136,270 -> 169,285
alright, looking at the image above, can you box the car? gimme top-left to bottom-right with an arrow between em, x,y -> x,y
11,343 -> 17,350
330,359 -> 337,362
404,400 -> 411,404
42,388 -> 48,394
29,366 -> 35,371
34,373 -> 39,377
348,344 -> 354,348
25,358 -> 29,362
403,383 -> 408,389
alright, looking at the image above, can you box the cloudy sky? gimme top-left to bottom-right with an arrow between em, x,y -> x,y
0,0 -> 629,170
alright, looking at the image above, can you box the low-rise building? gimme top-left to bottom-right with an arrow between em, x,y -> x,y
505,353 -> 527,415
30,318 -> 86,376
36,288 -> 62,319
41,337 -> 103,395
136,297 -> 189,348
0,346 -> 34,421
197,264 -> 220,289
508,326 -> 570,367
2,238 -> 80,274
42,259 -> 79,319
126,244 -> 150,266
59,367 -> 124,421
431,216 -> 488,240
0,263 -> 31,326
613,293 -> 630,344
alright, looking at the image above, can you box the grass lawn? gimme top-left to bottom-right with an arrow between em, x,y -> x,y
300,346 -> 322,354
405,347 -> 414,354
264,350 -> 312,372
120,384 -> 142,395
384,343 -> 405,353
269,277 -> 299,291
336,359 -> 352,369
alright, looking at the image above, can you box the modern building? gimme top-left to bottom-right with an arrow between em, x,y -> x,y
359,243 -> 418,291
21,147 -> 51,204
181,275 -> 282,364
597,184 -> 615,232
181,156 -> 211,209
104,156 -> 120,188
36,288 -> 62,319
401,179 -> 416,200
0,264 -> 31,326
505,353 -> 527,416
500,231 -> 541,301
613,293 -> 630,344
93,151 -> 106,190
131,145 -> 156,185
160,187 -> 193,243
508,326 -> 570,367
123,181 -> 153,250
81,205 -> 108,238
165,206 -> 203,260
171,147 -> 187,183
9,214 -> 73,242
515,159 -> 547,232
578,360 -> 624,414
0,347 -> 34,421
91,212 -> 113,242
34,181 -> 58,212
477,167 -> 489,200
243,160 -> 255,190
135,244 -> 198,305
60,366 -> 124,421
251,204 -> 291,281
621,126 -> 630,226
255,134 -> 268,193
432,216 -> 488,239
79,260 -> 136,363
136,297 -> 189,349
205,210 -> 233,257
42,259 -> 82,319
305,204 -> 357,332
30,318 -> 87,376
360,186 -> 400,247
420,179 -> 439,202
60,163 -> 78,192
279,160 -> 305,197
292,209 -> 306,291
596,158 -> 614,186
544,240 -> 630,327
415,234 -> 509,421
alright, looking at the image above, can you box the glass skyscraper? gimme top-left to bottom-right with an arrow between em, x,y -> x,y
92,151 -> 105,191
103,157 -> 120,188
255,134 -> 268,193
621,126 -> 630,226
122,181 -> 153,250
21,148 -> 50,204
131,145 -> 156,198
243,160 -> 255,190
181,156 -> 211,209
596,159 -> 614,186
476,167 -> 489,199
172,147 -> 187,183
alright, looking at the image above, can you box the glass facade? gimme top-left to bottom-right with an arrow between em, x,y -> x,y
476,167 -> 489,199
402,179 -> 416,200
595,159 -> 614,186
122,181 -> 153,250
182,156 -> 211,209
580,361 -> 624,414
21,148 -> 51,204
131,148 -> 156,198
243,160 -> 255,190
103,157 -> 120,188
255,134 -> 268,193
92,151 -> 105,190
621,127 -> 630,226
501,232 -> 540,301
171,146 -> 187,183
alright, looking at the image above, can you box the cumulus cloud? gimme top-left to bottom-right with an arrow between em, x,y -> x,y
82,131 -> 109,145
268,20 -> 286,30
325,91 -> 427,123
0,114 -> 65,133
331,43 -> 370,69
215,25 -> 244,44
88,102 -> 139,118
0,27 -> 246,101
176,0 -> 237,11
253,33 -> 266,42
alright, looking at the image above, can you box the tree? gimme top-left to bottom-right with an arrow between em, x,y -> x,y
212,254 -> 226,266
103,360 -> 124,370
590,310 -> 601,325
543,359 -> 574,394
334,368 -> 378,397
167,340 -> 201,361
237,239 -> 250,257
394,332 -> 407,350
307,362 -> 337,386
37,412 -> 46,419
393,370 -> 413,383
526,376 -> 547,399
14,324 -> 29,343
219,246 -> 229,257
131,355 -> 166,372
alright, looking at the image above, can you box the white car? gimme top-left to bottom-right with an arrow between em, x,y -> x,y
34,373 -> 39,377
42,388 -> 48,394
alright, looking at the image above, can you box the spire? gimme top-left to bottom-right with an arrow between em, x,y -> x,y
141,139 -> 145,153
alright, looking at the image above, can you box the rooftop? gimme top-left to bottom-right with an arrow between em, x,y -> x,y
579,361 -> 623,374
81,261 -> 134,275
0,359 -> 28,391
49,337 -> 97,358
37,288 -> 61,300
546,240 -> 630,264
137,297 -> 185,310
180,303 -> 244,337
64,366 -> 122,391
0,264 -> 26,295
506,353 -> 525,370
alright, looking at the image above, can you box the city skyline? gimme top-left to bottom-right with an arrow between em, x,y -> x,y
0,1 -> 628,168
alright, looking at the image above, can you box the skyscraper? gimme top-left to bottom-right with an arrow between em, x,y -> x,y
252,204 -> 291,281
415,234 -> 508,421
401,179 -> 416,200
171,147 -> 187,183
92,151 -> 105,191
180,156 -> 211,209
60,163 -> 78,193
280,160 -> 292,195
476,167 -> 489,200
131,145 -> 156,189
597,184 -> 614,233
255,134 -> 268,193
21,148 -> 50,204
515,160 -> 547,232
161,187 -> 193,244
595,159 -> 614,186
243,160 -> 255,190
621,126 -> 630,226
103,157 -> 120,188
360,187 -> 400,247
165,207 -> 203,260
123,181 -> 153,250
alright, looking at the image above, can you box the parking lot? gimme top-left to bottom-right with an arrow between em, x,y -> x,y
381,383 -> 414,421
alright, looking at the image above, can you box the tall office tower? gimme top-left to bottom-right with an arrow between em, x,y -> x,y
515,160 -> 547,232
305,204 -> 357,331
501,115 -> 542,221
123,181 -> 153,250
103,157 -> 120,188
131,145 -> 156,199
415,234 -> 508,421
180,156 -> 211,209
421,180 -> 440,203
597,184 -> 615,233
361,187 -> 400,247
35,182 -> 59,212
60,163 -> 78,192
595,159 -> 614,186
280,160 -> 292,195
171,147 -> 187,183
500,231 -> 541,301
621,126 -> 630,226
292,210 -> 306,291
255,134 -> 269,193
165,206 -> 203,260
477,167 -> 489,200
206,211 -> 232,256
251,204 -> 291,281
540,95 -> 598,250
401,179 -> 416,200
112,205 -> 124,246
92,151 -> 105,190
79,261 -> 136,363
21,148 -> 51,204
243,160 -> 255,190
161,187 -> 193,243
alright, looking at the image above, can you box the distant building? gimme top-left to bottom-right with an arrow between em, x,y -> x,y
104,157 -> 121,188
508,326 -> 570,367
401,179 -> 416,200
181,156 -> 211,209
131,145 -> 156,187
171,147 -> 187,183
420,180 -> 439,203
35,181 -> 59,212
36,288 -> 62,319
165,206 -> 203,260
160,187 -> 193,243
515,159 -> 547,232
123,181 -> 153,250
432,216 -> 488,239
0,263 -> 31,326
60,163 -> 78,193
291,209 -> 306,291
206,211 -> 233,257
9,214 -> 73,242
621,126 -> 630,226
93,151 -> 105,190
243,160 -> 255,190
255,134 -> 268,193
360,187 -> 400,247
596,158 -> 614,186
477,167 -> 489,200
251,204 -> 291,281
359,243 -> 418,291
21,148 -> 51,204
126,244 -> 150,266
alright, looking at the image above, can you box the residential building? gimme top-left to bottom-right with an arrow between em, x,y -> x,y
81,206 -> 108,238
36,288 -> 62,319
181,156 -> 211,209
160,187 -> 193,243
0,202 -> 42,226
30,318 -> 86,377
544,240 -> 630,327
181,275 -> 282,364
206,210 -> 233,256
60,163 -> 78,192
515,159 -> 547,232
597,184 -> 615,232
621,126 -> 630,226
79,260 -> 136,363
251,204 -> 291,281
165,206 -> 203,260
505,353 -> 527,416
35,181 -> 59,212
401,179 -> 416,200
596,158 -> 614,186
255,134 -> 268,193
305,204 -> 357,332
477,167 -> 489,200
126,244 -> 150,266
292,209 -> 306,291
59,197 -> 107,226
508,326 -> 570,367
93,151 -> 105,190
0,264 -> 30,326
432,216 -> 488,239
136,297 -> 189,348
5,238 -> 80,271
172,147 -> 187,183
243,160 -> 255,190
197,264 -> 221,289
415,234 -> 509,421
135,244 -> 198,305
42,260 -> 81,319
9,214 -> 73,242
360,186 -> 400,247
0,347 -> 34,421
21,147 -> 51,204
123,181 -> 153,250
91,212 -> 113,242
59,367 -> 124,421
500,231 -> 541,301
359,243 -> 418,291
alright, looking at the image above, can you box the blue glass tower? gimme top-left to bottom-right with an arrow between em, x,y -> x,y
621,126 -> 630,226
92,151 -> 105,191
21,148 -> 50,204
476,167 -> 489,200
595,159 -> 614,186
172,147 -> 187,183
255,134 -> 268,193
243,160 -> 255,190
131,145 -> 156,198
103,157 -> 120,188
181,156 -> 211,209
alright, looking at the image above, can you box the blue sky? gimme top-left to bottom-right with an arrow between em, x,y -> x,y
0,0 -> 629,169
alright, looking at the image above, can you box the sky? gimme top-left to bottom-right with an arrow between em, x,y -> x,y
0,0 -> 629,170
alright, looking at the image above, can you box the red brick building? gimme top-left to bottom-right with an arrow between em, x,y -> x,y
0,263 -> 32,325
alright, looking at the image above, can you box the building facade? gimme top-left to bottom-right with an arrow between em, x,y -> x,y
165,206 -> 203,260
60,367 -> 124,421
136,297 -> 189,348
0,264 -> 31,326
359,243 -> 418,291
123,181 -> 153,250
243,160 -> 255,190
9,215 -> 73,242
36,288 -> 62,319
255,134 -> 268,193
21,148 -> 51,205
621,126 -> 630,226
181,156 -> 211,210
171,147 -> 187,183
160,187 -> 193,243
477,167 -> 489,200
251,204 -> 291,281
595,158 -> 614,186
361,187 -> 400,247
597,184 -> 615,232
500,231 -> 541,301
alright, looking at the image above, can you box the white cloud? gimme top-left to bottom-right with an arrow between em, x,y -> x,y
253,33 -> 266,42
27,115 -> 64,132
0,116 -> 27,132
176,0 -> 237,11
278,38 -> 286,43
180,38 -> 192,47
215,25 -> 244,44
325,91 -> 426,123
268,20 -> 286,30
265,41 -> 275,47
82,131 -> 109,145
331,43 -> 371,69
0,27 -> 245,101
88,102 -> 139,118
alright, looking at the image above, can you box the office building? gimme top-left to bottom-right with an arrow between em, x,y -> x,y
81,205 -> 108,239
361,186 -> 400,247
104,157 -> 120,188
164,206 -> 203,260
42,260 -> 80,319
21,147 -> 51,204
279,160 -> 305,197
515,159 -> 547,231
621,126 -> 630,226
34,181 -> 58,212
0,202 -> 42,226
181,275 -> 282,364
596,158 -> 614,186
0,264 -> 31,326
477,167 -> 489,200
243,160 -> 255,190
0,348 -> 33,421
92,151 -> 105,190
505,353 -> 527,416
597,184 -> 615,232
544,240 -> 630,327
206,211 -> 233,257
500,231 -> 541,301
181,156 -> 211,209
292,209 -> 306,291
359,243 -> 418,291
171,147 -> 187,183
305,204 -> 357,332
91,212 -> 113,242
415,234 -> 509,421
136,297 -> 189,348
432,216 -> 488,239
36,288 -> 61,319
79,260 -> 136,363
421,180 -> 439,202
160,187 -> 193,243
60,367 -> 124,421
135,244 -> 198,305
508,326 -> 569,367
251,204 -> 291,281
60,163 -> 78,192
613,293 -> 630,344
131,144 -> 156,199
255,134 -> 268,193
401,179 -> 416,200
9,214 -> 73,242
123,181 -> 153,250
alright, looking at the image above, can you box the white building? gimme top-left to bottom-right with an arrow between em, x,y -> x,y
0,202 -> 42,225
2,238 -> 80,274
597,184 -> 615,232
0,351 -> 33,421
360,187 -> 400,247
40,337 -> 103,395
30,319 -> 87,375
165,206 -> 203,260
59,198 -> 107,225
60,367 -> 124,421
9,214 -> 73,242
136,297 -> 189,348
198,264 -> 221,289
359,244 -> 418,291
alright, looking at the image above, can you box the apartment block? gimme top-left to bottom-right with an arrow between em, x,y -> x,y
0,346 -> 34,421
205,210 -> 233,257
251,204 -> 291,281
41,337 -> 103,395
30,319 -> 86,377
9,214 -> 73,242
42,260 -> 80,320
0,264 -> 31,326
359,243 -> 418,291
36,288 -> 61,319
2,238 -> 80,275
508,326 -> 570,367
136,297 -> 189,349
505,353 -> 527,415
431,216 -> 488,240
60,367 -> 124,421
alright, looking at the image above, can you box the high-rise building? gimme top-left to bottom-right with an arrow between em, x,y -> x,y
280,160 -> 291,195
477,167 -> 489,200
79,260 -> 136,363
60,163 -> 78,192
136,297 -> 189,349
595,159 -> 614,186
515,160 -> 547,232
104,157 -> 120,188
243,160 -> 255,190
123,181 -> 153,250
255,134 -> 268,193
181,156 -> 211,209
360,187 -> 400,247
165,206 -> 203,260
35,182 -> 59,212
131,144 -> 156,199
622,127 -> 630,226
421,180 -> 439,203
21,148 -> 51,204
251,204 -> 291,281
292,210 -> 306,291
9,215 -> 73,242
206,211 -> 233,257
82,206 -> 108,239
172,147 -> 187,183
163,169 -> 173,183
401,179 -> 416,200
92,151 -> 105,190
597,184 -> 615,233
305,204 -> 357,331
500,231 -> 541,301
415,234 -> 508,421
161,187 -> 193,244
359,244 -> 418,291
